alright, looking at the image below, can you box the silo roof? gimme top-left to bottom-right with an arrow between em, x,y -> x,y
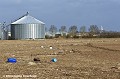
11,14 -> 45,24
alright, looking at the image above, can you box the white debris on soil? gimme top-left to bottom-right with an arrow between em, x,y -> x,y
28,62 -> 36,65
41,46 -> 44,48
12,55 -> 15,57
54,52 -> 57,55
49,46 -> 53,49
58,50 -> 64,53
70,51 -> 73,53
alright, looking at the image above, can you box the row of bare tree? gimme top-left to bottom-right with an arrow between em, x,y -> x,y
47,25 -> 99,33
46,25 -> 120,38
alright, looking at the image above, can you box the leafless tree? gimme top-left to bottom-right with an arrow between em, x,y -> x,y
68,25 -> 78,37
49,25 -> 57,36
59,26 -> 67,36
89,25 -> 100,34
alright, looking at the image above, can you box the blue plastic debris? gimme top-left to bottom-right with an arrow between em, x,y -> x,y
7,58 -> 17,63
51,58 -> 57,62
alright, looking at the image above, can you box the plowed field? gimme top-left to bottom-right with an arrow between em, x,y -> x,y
0,38 -> 120,79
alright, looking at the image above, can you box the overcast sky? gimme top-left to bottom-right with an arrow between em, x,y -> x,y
0,0 -> 120,31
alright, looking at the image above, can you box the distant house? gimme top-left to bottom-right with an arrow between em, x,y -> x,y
76,32 -> 89,37
55,32 -> 61,38
60,32 -> 68,36
45,32 -> 53,37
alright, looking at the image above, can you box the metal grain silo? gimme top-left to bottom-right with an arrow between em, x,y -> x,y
11,13 -> 45,40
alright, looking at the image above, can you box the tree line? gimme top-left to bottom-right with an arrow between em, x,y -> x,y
45,25 -> 120,38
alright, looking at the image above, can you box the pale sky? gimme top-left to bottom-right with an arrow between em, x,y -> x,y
0,0 -> 120,31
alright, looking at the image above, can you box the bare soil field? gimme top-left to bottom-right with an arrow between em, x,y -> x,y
0,38 -> 120,79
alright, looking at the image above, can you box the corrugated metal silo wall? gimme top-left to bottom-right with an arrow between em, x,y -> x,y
11,24 -> 45,40
11,24 -> 15,39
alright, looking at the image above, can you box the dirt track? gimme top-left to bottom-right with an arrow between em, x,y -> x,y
0,38 -> 120,79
